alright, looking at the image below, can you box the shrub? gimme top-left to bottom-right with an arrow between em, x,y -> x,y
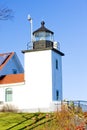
0,104 -> 18,113
43,104 -> 86,130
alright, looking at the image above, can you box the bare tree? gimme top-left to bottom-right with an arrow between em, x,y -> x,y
0,7 -> 13,20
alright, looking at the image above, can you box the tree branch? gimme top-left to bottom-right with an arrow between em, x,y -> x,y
0,7 -> 14,20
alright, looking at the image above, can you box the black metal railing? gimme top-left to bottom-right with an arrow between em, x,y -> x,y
53,100 -> 87,112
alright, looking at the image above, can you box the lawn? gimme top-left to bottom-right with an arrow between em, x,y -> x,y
0,105 -> 87,130
0,112 -> 54,130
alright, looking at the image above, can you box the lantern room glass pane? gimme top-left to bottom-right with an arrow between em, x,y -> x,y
34,32 -> 53,42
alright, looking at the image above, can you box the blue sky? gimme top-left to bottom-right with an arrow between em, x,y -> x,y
0,0 -> 87,101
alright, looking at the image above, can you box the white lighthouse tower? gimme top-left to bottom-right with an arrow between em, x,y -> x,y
22,21 -> 64,112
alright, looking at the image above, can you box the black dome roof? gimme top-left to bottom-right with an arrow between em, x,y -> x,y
33,21 -> 54,35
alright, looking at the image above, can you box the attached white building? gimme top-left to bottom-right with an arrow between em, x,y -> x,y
0,21 -> 64,112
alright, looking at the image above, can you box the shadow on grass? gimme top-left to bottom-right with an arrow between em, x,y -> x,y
18,115 -> 46,130
7,113 -> 54,130
6,113 -> 35,130
19,115 -> 54,130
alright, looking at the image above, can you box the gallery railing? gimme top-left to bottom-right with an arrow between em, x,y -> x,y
53,100 -> 87,112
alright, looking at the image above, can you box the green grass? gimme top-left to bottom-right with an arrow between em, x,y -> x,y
0,106 -> 86,130
0,112 -> 54,130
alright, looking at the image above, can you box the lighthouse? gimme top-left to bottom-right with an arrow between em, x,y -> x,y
22,21 -> 64,112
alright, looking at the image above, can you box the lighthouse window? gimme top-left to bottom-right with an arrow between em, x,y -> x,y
56,90 -> 59,100
56,59 -> 58,69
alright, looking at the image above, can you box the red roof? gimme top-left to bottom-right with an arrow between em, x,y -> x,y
0,52 -> 14,70
0,73 -> 24,84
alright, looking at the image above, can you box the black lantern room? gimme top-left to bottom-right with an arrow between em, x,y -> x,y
33,21 -> 54,49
